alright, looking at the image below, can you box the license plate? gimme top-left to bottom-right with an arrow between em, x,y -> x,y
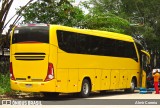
25,84 -> 32,88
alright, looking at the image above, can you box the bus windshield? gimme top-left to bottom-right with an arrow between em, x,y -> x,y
12,26 -> 49,44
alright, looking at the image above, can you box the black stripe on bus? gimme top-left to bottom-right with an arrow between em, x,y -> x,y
14,53 -> 46,55
15,59 -> 44,60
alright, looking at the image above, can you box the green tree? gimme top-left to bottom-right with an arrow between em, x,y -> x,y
83,10 -> 130,34
20,0 -> 85,27
80,0 -> 131,34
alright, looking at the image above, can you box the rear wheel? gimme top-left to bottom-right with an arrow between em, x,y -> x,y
125,79 -> 136,93
79,79 -> 91,98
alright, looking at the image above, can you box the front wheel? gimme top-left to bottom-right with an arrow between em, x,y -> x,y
79,79 -> 91,98
125,79 -> 136,93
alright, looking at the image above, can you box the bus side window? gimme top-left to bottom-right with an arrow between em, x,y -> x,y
115,40 -> 138,61
89,36 -> 102,55
116,40 -> 125,57
125,42 -> 138,61
103,38 -> 116,57
76,34 -> 90,54
57,30 -> 76,53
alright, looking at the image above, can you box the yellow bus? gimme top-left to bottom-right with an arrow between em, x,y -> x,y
10,24 -> 150,98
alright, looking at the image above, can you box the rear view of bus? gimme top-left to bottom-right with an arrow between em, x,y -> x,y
10,24 -> 57,94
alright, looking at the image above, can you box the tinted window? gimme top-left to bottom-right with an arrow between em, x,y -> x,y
76,33 -> 90,54
12,26 -> 49,44
57,30 -> 138,61
114,40 -> 137,60
89,36 -> 104,55
57,30 -> 76,53
125,42 -> 138,60
98,38 -> 111,56
115,40 -> 125,57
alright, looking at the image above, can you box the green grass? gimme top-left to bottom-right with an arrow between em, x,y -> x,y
0,72 -> 12,95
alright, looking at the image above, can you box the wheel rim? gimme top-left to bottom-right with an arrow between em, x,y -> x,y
131,81 -> 135,90
83,83 -> 89,95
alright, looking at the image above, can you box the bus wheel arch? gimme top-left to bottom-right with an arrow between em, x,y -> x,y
125,76 -> 137,93
132,76 -> 137,88
79,77 -> 91,98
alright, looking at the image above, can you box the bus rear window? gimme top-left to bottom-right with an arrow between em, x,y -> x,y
12,26 -> 49,44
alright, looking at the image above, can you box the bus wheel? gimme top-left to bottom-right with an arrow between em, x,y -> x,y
79,79 -> 91,98
43,92 -> 59,98
125,79 -> 136,93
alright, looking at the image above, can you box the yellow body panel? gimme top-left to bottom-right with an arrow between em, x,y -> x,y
68,69 -> 79,92
110,70 -> 120,89
56,69 -> 68,92
10,24 -> 149,94
119,70 -> 128,89
100,70 -> 111,90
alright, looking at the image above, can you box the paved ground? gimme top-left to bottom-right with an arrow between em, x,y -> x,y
1,90 -> 160,108
88,90 -> 160,99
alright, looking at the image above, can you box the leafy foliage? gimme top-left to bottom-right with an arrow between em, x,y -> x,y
0,72 -> 11,95
83,12 -> 130,34
21,0 -> 85,27
20,0 -> 130,34
80,0 -> 131,34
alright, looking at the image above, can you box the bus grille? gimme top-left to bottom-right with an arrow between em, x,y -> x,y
14,52 -> 45,60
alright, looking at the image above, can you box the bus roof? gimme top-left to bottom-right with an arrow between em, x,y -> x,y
52,25 -> 134,42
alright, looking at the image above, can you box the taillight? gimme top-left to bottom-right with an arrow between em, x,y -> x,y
44,63 -> 54,81
10,62 -> 15,80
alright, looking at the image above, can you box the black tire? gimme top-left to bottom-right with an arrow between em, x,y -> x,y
79,79 -> 91,98
43,92 -> 59,98
125,79 -> 136,93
